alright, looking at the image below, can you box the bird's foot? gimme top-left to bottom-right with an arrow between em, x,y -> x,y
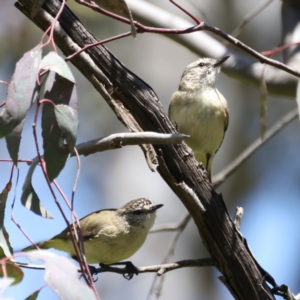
99,261 -> 138,280
88,265 -> 98,282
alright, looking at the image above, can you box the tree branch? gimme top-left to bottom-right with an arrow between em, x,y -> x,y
150,213 -> 190,233
228,0 -> 273,40
212,108 -> 299,188
234,207 -> 244,231
127,0 -> 298,98
95,258 -> 217,276
148,213 -> 191,299
15,1 -> 277,298
15,258 -> 217,275
74,132 -> 188,157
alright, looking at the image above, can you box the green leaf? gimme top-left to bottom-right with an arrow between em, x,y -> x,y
0,44 -> 41,139
54,105 -> 78,152
25,290 -> 40,300
0,248 -> 24,286
0,182 -> 13,257
39,52 -> 75,83
21,181 -> 54,219
42,72 -> 78,181
5,119 -> 25,164
21,158 -> 54,219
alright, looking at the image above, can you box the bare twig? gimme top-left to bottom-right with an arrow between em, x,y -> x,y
66,31 -> 132,61
149,108 -> 298,296
66,0 -> 300,81
74,132 -> 188,157
148,213 -> 191,300
97,259 -> 216,276
229,0 -> 273,39
202,22 -> 300,78
16,258 -> 216,274
150,214 -> 191,233
262,42 -> 300,57
260,64 -> 268,140
188,0 -> 211,24
212,108 -> 299,188
30,100 -> 94,290
127,0 -> 297,97
15,262 -> 45,270
23,132 -> 187,179
234,207 -> 244,231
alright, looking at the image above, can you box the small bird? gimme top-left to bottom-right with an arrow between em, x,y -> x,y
169,56 -> 229,181
23,198 -> 163,265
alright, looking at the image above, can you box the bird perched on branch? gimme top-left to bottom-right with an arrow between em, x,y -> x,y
23,198 -> 163,266
169,56 -> 229,181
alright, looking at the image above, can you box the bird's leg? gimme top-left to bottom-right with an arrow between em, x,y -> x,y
205,153 -> 211,170
99,261 -> 138,280
76,264 -> 98,282
205,153 -> 212,181
88,265 -> 99,282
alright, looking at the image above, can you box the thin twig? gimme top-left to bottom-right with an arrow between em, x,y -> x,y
234,207 -> 244,231
229,0 -> 273,39
150,214 -> 191,233
0,80 -> 9,86
262,42 -> 300,57
66,31 -> 132,61
74,132 -> 188,157
143,107 -> 298,297
15,262 -> 45,270
31,100 -> 93,288
98,259 -> 216,276
148,214 -> 191,300
260,64 -> 268,140
169,0 -> 200,25
212,108 -> 299,188
11,168 -> 37,253
148,108 -> 298,296
202,22 -> 300,78
75,0 -> 300,79
126,0 -> 298,97
15,258 -> 216,274
188,0 -> 211,24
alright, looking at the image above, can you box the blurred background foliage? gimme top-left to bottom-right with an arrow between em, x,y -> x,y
0,0 -> 299,299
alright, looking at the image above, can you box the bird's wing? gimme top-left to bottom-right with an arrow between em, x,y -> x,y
215,95 -> 229,155
224,106 -> 229,133
53,209 -> 117,240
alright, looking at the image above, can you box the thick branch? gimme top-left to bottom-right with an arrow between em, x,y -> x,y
15,1 -> 275,299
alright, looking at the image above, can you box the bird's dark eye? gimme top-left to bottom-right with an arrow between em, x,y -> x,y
199,62 -> 205,67
132,210 -> 143,215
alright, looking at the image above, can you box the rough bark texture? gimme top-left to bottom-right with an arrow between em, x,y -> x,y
15,0 -> 275,299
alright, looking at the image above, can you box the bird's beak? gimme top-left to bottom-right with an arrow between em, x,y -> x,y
151,204 -> 164,211
213,56 -> 230,68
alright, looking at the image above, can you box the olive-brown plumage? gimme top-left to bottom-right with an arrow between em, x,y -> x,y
23,198 -> 163,264
169,56 -> 229,181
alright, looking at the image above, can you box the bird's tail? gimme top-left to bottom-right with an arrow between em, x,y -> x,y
22,240 -> 58,252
